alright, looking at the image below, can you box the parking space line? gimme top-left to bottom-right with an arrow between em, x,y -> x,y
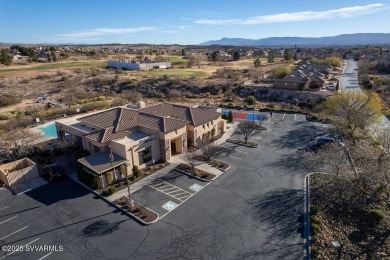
228,155 -> 242,160
1,226 -> 28,240
0,238 -> 40,259
159,182 -> 211,219
0,206 -> 9,211
37,252 -> 53,260
0,215 -> 18,225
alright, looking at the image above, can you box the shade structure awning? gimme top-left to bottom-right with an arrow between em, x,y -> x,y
78,151 -> 127,174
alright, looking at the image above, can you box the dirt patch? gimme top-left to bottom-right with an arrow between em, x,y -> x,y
115,198 -> 158,224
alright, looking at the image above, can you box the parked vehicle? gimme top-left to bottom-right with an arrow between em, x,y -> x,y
42,164 -> 66,182
326,85 -> 336,91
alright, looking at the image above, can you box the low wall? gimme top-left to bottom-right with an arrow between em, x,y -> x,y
0,158 -> 39,186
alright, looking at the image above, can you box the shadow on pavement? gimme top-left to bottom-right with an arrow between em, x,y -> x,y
83,219 -> 127,237
248,188 -> 304,239
24,178 -> 90,206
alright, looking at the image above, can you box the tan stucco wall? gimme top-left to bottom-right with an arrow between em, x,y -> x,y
192,118 -> 220,144
0,158 -> 38,186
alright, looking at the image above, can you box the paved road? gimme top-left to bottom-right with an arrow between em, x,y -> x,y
340,59 -> 390,131
0,113 -> 333,260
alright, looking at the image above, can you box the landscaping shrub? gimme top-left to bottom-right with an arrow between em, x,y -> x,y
310,223 -> 321,234
130,175 -> 136,181
368,209 -> 385,223
311,248 -> 320,259
91,177 -> 101,190
221,114 -> 228,120
119,165 -> 126,175
372,140 -> 382,146
132,166 -> 142,178
227,111 -> 233,123
311,234 -> 318,244
77,169 -> 100,190
310,215 -> 322,226
106,187 -> 117,196
310,205 -> 319,215
106,171 -> 114,185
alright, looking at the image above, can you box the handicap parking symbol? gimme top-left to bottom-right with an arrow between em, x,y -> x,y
189,183 -> 203,192
162,201 -> 178,211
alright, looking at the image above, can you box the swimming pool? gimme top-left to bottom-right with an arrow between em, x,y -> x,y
39,123 -> 58,138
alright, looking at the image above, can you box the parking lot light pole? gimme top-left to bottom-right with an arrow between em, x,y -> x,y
124,161 -> 133,208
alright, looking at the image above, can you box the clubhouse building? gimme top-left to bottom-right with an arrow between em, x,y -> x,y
55,103 -> 226,187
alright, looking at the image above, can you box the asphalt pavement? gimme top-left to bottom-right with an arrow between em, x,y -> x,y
0,112 -> 334,260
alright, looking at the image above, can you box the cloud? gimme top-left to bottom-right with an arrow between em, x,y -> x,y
59,27 -> 155,38
194,3 -> 384,25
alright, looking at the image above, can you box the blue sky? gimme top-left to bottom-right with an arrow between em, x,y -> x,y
1,0 -> 389,44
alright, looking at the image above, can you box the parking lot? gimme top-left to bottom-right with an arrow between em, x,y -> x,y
132,170 -> 210,218
0,112 -> 336,259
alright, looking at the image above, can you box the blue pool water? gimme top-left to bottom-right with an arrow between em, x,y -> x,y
39,123 -> 58,138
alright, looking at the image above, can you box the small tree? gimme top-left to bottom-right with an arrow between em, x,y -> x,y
237,121 -> 261,143
0,49 -> 13,66
232,51 -> 240,61
283,49 -> 292,61
211,51 -> 220,62
324,91 -> 382,138
197,138 -> 217,162
246,95 -> 256,106
254,58 -> 261,68
182,151 -> 197,172
227,111 -> 234,123
267,53 -> 275,63
132,166 -> 142,178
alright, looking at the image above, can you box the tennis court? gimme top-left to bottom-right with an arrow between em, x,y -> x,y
222,110 -> 265,121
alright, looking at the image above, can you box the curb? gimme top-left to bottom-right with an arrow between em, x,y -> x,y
303,172 -> 313,260
226,139 -> 259,148
174,168 -> 211,182
68,174 -> 159,225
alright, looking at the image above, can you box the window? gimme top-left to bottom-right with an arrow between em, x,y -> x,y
138,147 -> 152,165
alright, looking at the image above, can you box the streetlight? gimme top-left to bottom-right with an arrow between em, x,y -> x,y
124,161 -> 133,209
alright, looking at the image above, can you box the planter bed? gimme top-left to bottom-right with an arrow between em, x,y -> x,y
227,139 -> 259,148
115,197 -> 158,224
194,155 -> 230,170
176,164 -> 215,181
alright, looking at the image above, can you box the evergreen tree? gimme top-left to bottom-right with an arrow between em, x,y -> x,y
232,51 -> 240,61
283,49 -> 292,61
227,111 -> 234,123
254,58 -> 261,67
0,49 -> 12,66
267,53 -> 275,63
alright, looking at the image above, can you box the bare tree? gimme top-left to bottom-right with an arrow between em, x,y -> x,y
237,121 -> 262,143
56,135 -> 78,166
0,128 -> 42,163
197,138 -> 217,162
181,150 -> 197,172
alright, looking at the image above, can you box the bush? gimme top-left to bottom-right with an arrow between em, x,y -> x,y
130,175 -> 136,181
77,169 -> 101,190
311,247 -> 320,259
106,171 -> 114,185
105,187 -> 117,196
368,209 -> 385,223
310,205 -> 319,215
119,165 -> 126,175
373,140 -> 382,146
221,114 -> 228,120
227,111 -> 233,123
91,177 -> 101,190
132,166 -> 142,178
311,234 -> 318,244
310,215 -> 321,226
310,223 -> 321,234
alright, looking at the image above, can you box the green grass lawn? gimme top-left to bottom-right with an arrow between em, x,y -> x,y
147,70 -> 206,77
0,61 -> 106,73
165,56 -> 188,66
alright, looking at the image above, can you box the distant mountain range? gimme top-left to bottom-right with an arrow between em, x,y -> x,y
199,33 -> 390,46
